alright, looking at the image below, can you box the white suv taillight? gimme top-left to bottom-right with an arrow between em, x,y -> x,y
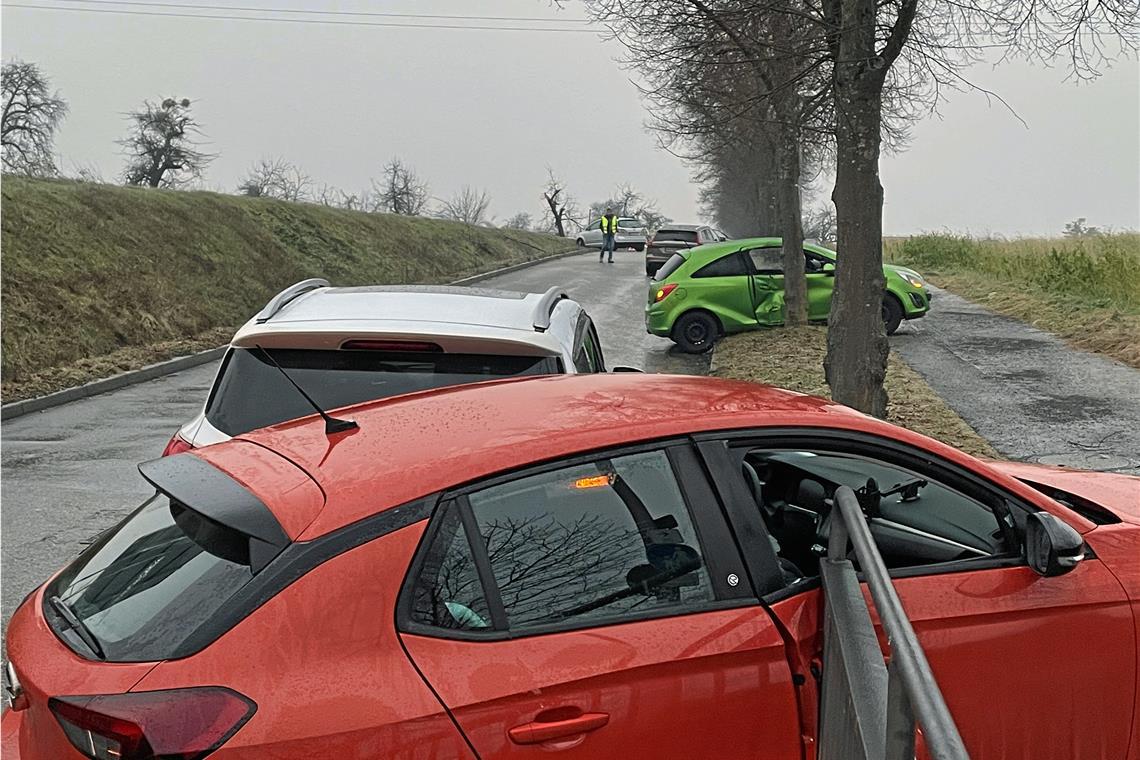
49,687 -> 255,760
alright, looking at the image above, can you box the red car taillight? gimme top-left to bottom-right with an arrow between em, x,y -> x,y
49,687 -> 255,760
653,283 -> 678,303
161,432 -> 193,457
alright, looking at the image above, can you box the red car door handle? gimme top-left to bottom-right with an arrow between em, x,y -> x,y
508,711 -> 610,745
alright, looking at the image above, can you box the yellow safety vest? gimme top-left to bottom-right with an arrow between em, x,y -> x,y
601,215 -> 617,234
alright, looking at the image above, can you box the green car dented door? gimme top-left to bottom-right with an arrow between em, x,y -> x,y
745,246 -> 834,324
645,237 -> 931,353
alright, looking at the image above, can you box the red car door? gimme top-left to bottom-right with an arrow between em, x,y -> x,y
398,445 -> 805,759
701,434 -> 1137,760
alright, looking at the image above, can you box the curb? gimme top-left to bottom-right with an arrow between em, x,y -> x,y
1,347 -> 228,421
1,248 -> 588,421
450,247 -> 585,285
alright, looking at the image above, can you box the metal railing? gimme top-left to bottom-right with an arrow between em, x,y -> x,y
817,486 -> 970,760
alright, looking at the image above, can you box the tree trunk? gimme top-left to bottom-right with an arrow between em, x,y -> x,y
777,129 -> 807,327
824,0 -> 890,417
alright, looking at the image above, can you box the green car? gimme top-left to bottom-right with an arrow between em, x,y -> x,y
645,237 -> 931,353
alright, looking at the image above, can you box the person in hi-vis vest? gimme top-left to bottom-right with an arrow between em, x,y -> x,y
599,207 -> 618,263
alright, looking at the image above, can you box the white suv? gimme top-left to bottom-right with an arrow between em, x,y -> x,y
163,280 -> 606,454
575,217 -> 648,251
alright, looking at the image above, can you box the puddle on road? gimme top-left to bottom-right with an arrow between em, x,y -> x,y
1001,368 -> 1047,383
1034,452 -> 1136,471
957,336 -> 1045,353
1022,394 -> 1116,423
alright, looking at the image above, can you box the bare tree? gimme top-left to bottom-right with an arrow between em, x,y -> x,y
821,0 -> 1134,415
314,183 -> 341,207
589,183 -> 671,231
503,212 -> 533,231
542,169 -> 578,237
120,98 -> 213,188
313,184 -> 377,211
372,157 -> 430,215
802,200 -> 837,244
1063,217 -> 1102,237
2,60 -> 67,176
438,185 -> 492,225
695,141 -> 780,237
237,157 -> 312,201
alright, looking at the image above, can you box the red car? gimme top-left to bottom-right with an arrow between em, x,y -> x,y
4,374 -> 1139,759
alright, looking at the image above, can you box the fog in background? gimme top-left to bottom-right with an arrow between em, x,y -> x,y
3,0 -> 1137,235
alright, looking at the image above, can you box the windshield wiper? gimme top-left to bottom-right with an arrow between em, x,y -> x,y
49,595 -> 105,660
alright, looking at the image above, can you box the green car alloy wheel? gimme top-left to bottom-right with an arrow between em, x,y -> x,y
645,237 -> 932,353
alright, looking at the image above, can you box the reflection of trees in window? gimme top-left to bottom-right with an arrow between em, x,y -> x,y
68,526 -> 201,616
410,451 -> 716,634
412,508 -> 489,630
480,512 -> 686,627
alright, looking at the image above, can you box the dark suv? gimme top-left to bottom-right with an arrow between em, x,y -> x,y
645,225 -> 724,276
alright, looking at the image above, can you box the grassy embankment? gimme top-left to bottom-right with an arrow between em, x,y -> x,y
1,177 -> 573,401
886,233 -> 1140,368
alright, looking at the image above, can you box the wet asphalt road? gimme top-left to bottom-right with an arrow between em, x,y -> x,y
892,285 -> 1140,475
0,249 -> 703,631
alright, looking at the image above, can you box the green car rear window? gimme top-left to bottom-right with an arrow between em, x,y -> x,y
653,253 -> 688,281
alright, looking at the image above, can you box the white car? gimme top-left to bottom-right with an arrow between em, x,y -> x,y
163,280 -> 607,454
575,216 -> 649,251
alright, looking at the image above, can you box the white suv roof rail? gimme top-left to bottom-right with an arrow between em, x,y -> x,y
532,286 -> 568,333
255,278 -> 329,324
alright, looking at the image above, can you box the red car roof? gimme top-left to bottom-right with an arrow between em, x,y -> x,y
193,374 -> 988,540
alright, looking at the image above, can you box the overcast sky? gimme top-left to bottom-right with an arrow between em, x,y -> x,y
3,0 -> 1137,235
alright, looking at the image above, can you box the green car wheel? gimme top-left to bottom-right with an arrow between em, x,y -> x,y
883,295 -> 904,335
673,311 -> 719,353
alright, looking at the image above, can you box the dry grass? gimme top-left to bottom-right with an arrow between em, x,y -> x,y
711,326 -> 1000,458
1,177 -> 572,397
886,233 -> 1140,368
1,327 -> 234,402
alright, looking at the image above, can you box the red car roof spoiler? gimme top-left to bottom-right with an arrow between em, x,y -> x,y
138,454 -> 290,573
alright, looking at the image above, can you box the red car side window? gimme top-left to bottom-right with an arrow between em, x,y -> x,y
409,451 -> 719,636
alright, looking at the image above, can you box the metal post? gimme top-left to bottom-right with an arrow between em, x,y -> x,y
816,487 -> 970,760
885,659 -> 917,760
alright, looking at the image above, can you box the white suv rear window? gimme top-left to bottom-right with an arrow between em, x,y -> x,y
206,347 -> 561,435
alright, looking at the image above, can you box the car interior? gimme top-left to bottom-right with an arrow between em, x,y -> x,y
738,449 -> 1015,584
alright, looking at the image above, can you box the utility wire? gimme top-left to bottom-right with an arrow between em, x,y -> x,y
5,2 -> 599,32
16,0 -> 592,23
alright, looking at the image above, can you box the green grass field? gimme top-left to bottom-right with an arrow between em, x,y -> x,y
1,177 -> 572,393
886,233 -> 1140,367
